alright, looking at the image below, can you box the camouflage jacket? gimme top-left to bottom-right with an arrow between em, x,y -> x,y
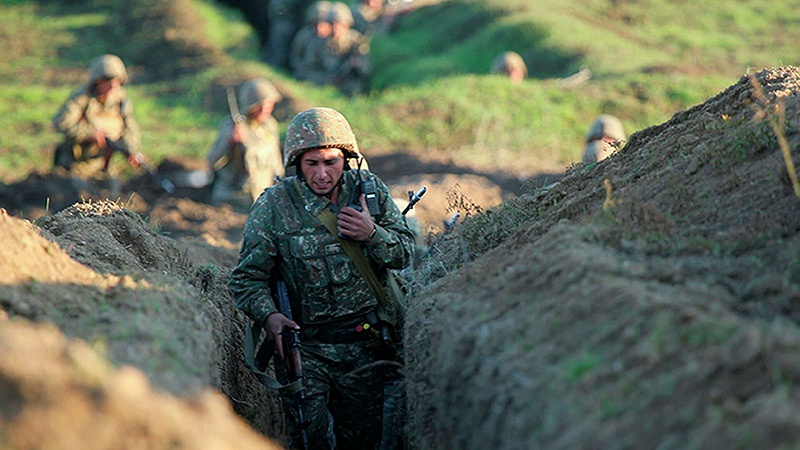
206,115 -> 283,183
289,26 -> 324,81
229,170 -> 415,327
52,84 -> 141,154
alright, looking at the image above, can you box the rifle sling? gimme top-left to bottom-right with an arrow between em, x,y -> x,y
292,178 -> 389,308
244,319 -> 304,394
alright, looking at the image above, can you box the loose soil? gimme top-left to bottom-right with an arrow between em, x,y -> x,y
2,66 -> 800,449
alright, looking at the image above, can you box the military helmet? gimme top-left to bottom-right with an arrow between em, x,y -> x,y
306,1 -> 332,24
238,78 -> 282,112
284,107 -> 361,167
586,115 -> 626,143
88,54 -> 129,84
328,1 -> 354,26
490,51 -> 528,77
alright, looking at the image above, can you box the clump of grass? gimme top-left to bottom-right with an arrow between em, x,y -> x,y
748,74 -> 800,197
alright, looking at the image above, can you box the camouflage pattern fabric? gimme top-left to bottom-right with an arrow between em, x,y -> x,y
51,84 -> 140,171
264,0 -> 319,69
283,107 -> 360,167
290,26 -> 328,82
276,339 -> 384,449
321,29 -> 372,95
289,2 -> 332,80
206,115 -> 283,203
229,169 -> 414,449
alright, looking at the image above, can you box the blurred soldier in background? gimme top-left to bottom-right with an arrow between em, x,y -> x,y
206,78 -> 284,205
582,115 -> 626,163
52,54 -> 143,175
490,51 -> 527,84
351,0 -> 385,35
262,0 -> 316,69
290,1 -> 332,82
323,2 -> 373,96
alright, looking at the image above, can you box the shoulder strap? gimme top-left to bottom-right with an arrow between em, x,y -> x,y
316,207 -> 389,308
291,177 -> 390,307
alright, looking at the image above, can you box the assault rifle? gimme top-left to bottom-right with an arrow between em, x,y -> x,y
105,138 -> 176,194
274,279 -> 310,450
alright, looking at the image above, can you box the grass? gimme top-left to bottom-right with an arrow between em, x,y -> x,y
0,0 -> 797,184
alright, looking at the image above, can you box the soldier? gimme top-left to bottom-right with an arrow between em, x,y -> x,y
206,78 -> 284,204
351,0 -> 384,36
290,1 -> 333,82
582,114 -> 626,163
52,54 -> 143,174
491,51 -> 527,84
322,2 -> 372,96
229,107 -> 415,450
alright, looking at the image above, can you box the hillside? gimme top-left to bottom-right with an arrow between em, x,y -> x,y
1,0 -> 800,449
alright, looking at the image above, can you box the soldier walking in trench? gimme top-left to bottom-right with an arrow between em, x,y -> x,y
229,107 -> 415,449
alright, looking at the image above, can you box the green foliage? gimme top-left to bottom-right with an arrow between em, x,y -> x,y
563,350 -> 602,381
0,0 -> 797,185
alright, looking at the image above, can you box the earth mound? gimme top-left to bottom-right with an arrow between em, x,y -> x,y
0,203 -> 284,446
405,66 -> 800,449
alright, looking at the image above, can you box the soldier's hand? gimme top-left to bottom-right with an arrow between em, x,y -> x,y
230,123 -> 246,144
338,194 -> 376,241
128,153 -> 145,169
92,129 -> 107,149
266,312 -> 299,360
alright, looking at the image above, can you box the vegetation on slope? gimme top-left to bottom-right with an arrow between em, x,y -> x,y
2,0 -> 797,184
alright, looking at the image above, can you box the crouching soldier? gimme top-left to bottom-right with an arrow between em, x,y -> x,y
52,54 -> 143,175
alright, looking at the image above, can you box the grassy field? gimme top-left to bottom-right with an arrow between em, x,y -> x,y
0,0 -> 797,182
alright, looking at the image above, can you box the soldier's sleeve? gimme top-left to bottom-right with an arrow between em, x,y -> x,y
206,118 -> 234,168
364,173 -> 415,270
229,198 -> 280,324
119,97 -> 141,153
51,89 -> 94,142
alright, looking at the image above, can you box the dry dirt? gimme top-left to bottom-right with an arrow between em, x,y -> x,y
1,66 -> 799,449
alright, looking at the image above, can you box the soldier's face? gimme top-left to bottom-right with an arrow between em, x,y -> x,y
316,22 -> 332,38
249,100 -> 275,123
332,22 -> 349,38
300,147 -> 346,197
95,77 -> 121,103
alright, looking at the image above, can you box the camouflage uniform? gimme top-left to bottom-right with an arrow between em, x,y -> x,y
582,115 -> 626,163
230,108 -> 414,450
290,1 -> 332,82
52,54 -> 141,172
263,0 -> 318,69
207,79 -> 284,204
321,3 -> 372,96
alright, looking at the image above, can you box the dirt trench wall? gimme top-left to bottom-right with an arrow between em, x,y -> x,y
404,67 -> 800,449
0,202 -> 283,444
406,221 -> 800,450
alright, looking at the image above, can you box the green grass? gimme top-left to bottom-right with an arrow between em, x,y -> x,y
0,0 -> 797,184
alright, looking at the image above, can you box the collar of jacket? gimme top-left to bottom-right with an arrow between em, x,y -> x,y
291,171 -> 358,217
